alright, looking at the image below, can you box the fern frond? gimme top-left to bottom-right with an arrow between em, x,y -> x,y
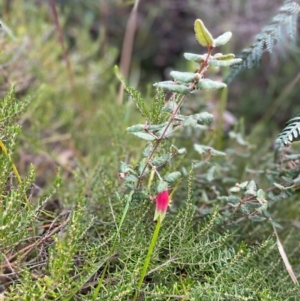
277,113 -> 300,146
226,0 -> 300,84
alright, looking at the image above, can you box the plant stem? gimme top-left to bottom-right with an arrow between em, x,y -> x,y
135,94 -> 186,188
117,0 -> 141,105
216,86 -> 228,149
49,0 -> 78,102
135,46 -> 214,189
0,140 -> 30,208
133,216 -> 162,301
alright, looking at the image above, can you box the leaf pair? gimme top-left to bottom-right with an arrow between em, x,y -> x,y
194,19 -> 232,48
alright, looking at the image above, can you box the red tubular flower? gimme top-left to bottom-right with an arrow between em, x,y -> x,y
153,190 -> 169,222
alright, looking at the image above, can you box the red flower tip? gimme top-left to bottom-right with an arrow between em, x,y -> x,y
153,190 -> 169,222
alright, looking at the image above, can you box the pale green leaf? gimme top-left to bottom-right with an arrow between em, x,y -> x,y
249,216 -> 267,222
178,148 -> 187,155
142,143 -> 153,157
182,116 -> 198,127
153,82 -> 190,95
245,180 -> 257,196
196,112 -> 214,125
218,195 -> 240,203
194,144 -> 226,156
194,19 -> 214,47
152,154 -> 172,166
230,186 -> 241,193
257,189 -> 266,203
170,71 -> 196,83
214,53 -> 235,60
257,202 -> 268,213
274,182 -> 285,190
119,162 -> 131,173
138,161 -> 147,175
192,160 -> 210,169
127,124 -> 145,132
183,52 -> 207,62
214,31 -> 232,46
157,181 -> 168,193
131,132 -> 156,141
162,101 -> 178,113
156,124 -> 173,138
270,220 -> 282,229
163,171 -> 182,183
206,166 -> 216,182
209,58 -> 242,67
124,174 -> 138,183
148,123 -> 168,131
239,181 -> 249,189
197,79 -> 227,90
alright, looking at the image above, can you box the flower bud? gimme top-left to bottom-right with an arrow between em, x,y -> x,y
153,190 -> 169,222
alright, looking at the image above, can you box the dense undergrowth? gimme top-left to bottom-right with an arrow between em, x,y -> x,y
1,1 -> 300,301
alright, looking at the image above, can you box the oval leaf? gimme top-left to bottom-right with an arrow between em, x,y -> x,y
124,174 -> 138,183
152,154 -> 172,166
127,124 -> 145,132
132,132 -> 156,141
154,82 -> 190,95
194,144 -> 226,156
182,116 -> 197,127
157,181 -> 168,193
195,112 -> 214,125
257,202 -> 268,214
142,143 -> 154,157
163,171 -> 182,183
245,180 -> 257,196
214,53 -> 235,60
206,166 -> 216,181
197,79 -> 227,90
183,52 -> 207,62
162,101 -> 178,113
148,123 -> 168,131
209,58 -> 242,67
214,31 -> 232,46
257,189 -> 266,203
178,148 -> 187,155
274,182 -> 285,190
170,71 -> 196,83
230,186 -> 241,193
138,161 -> 148,175
249,216 -> 267,222
218,195 -> 240,203
156,125 -> 173,138
194,19 -> 214,47
119,162 -> 130,173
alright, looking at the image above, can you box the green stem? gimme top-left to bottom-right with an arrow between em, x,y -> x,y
0,140 -> 30,208
135,46 -> 214,189
216,86 -> 228,150
49,0 -> 78,102
133,217 -> 162,301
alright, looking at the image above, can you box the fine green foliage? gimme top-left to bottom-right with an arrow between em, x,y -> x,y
1,2 -> 300,301
0,87 -> 30,143
226,0 -> 300,83
118,17 -> 300,300
121,20 -> 234,213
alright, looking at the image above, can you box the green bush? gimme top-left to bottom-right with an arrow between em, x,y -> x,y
1,1 -> 300,301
